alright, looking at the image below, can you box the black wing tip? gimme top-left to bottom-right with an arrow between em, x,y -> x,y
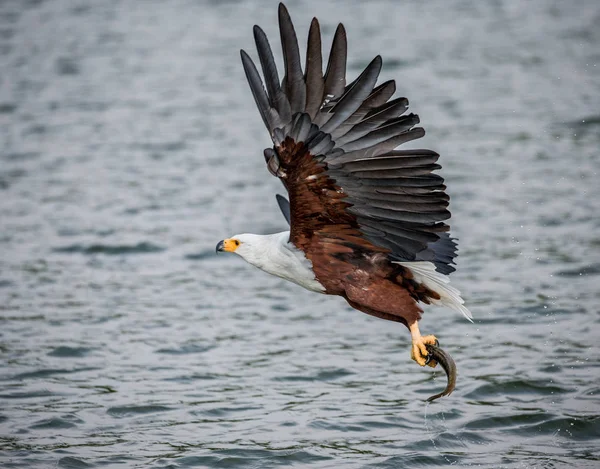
369,55 -> 383,70
278,2 -> 291,21
240,49 -> 256,71
253,24 -> 264,36
253,25 -> 270,51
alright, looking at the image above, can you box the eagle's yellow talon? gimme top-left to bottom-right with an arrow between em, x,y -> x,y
409,322 -> 439,368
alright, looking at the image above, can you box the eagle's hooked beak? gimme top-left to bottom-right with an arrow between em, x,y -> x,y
216,238 -> 240,253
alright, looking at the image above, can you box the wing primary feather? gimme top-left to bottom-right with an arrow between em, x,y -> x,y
279,3 -> 306,114
360,220 -> 442,244
253,25 -> 292,123
348,197 -> 446,213
372,185 -> 445,195
348,165 -> 442,179
320,55 -> 382,135
336,110 -> 408,146
340,114 -> 420,152
347,191 -> 449,206
331,127 -> 426,163
323,23 -> 347,98
348,205 -> 450,223
335,98 -> 409,145
363,97 -> 409,121
350,174 -> 444,188
336,150 -> 440,171
364,80 -> 397,108
304,18 -> 324,119
240,50 -> 279,132
370,127 -> 426,157
329,80 -> 398,139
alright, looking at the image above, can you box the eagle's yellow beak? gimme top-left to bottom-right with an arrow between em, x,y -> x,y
216,238 -> 240,253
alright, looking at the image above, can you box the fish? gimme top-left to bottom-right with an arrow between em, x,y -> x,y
425,343 -> 457,402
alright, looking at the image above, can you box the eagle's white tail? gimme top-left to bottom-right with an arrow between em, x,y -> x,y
396,261 -> 473,321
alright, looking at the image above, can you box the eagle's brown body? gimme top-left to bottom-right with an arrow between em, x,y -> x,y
278,137 -> 443,328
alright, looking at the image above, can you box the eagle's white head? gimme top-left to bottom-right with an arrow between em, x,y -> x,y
215,233 -> 268,263
215,231 -> 325,293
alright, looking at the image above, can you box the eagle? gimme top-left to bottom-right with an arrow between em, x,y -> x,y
216,3 -> 472,400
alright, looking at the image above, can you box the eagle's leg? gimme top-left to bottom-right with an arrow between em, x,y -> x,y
409,321 -> 438,368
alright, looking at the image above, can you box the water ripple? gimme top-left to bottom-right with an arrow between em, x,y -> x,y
53,242 -> 165,255
107,405 -> 175,418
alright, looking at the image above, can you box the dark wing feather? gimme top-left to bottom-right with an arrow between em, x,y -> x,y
335,97 -> 409,145
279,3 -> 306,114
253,26 -> 291,123
304,18 -> 324,119
319,56 -> 382,134
276,194 -> 292,225
338,114 -> 421,152
241,3 -> 458,274
240,50 -> 278,132
330,80 -> 399,140
322,24 -> 347,100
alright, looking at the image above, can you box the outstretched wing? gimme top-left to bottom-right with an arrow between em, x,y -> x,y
241,3 -> 457,274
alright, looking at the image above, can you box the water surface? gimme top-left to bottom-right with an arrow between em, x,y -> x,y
1,0 -> 599,467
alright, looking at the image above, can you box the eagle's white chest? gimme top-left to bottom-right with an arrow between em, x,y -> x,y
236,232 -> 325,293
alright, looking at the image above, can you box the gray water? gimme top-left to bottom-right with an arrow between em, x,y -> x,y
1,0 -> 599,467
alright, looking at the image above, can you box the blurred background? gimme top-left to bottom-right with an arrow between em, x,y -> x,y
1,0 -> 599,467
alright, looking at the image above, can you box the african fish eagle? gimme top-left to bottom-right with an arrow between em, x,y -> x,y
216,3 -> 472,398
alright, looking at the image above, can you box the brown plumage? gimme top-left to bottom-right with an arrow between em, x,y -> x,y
221,3 -> 473,401
276,135 -> 423,326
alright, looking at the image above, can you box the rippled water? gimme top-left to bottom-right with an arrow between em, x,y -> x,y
1,0 -> 600,467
